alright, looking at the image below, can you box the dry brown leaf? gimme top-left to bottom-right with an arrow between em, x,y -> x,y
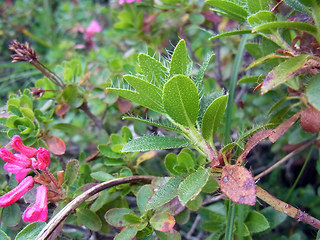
300,107 -> 320,133
220,165 -> 256,206
236,129 -> 274,164
46,136 -> 66,155
269,113 -> 300,143
117,98 -> 132,113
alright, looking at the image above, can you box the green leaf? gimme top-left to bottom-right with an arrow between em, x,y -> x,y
186,194 -> 203,211
164,153 -> 180,176
137,185 -> 153,214
202,175 -> 220,193
62,84 -> 78,104
122,116 -> 182,134
121,126 -> 133,143
209,30 -> 252,40
155,229 -> 181,240
245,211 -> 270,233
105,208 -> 136,227
123,75 -> 164,111
114,225 -> 138,240
7,98 -> 20,107
150,212 -> 175,232
123,213 -> 142,224
178,168 -> 210,205
15,221 -> 46,240
98,144 -> 123,158
246,53 -> 290,70
138,53 -> 168,87
107,88 -> 165,113
163,75 -> 199,126
206,0 -> 249,22
176,152 -> 195,173
0,230 -> 10,240
195,52 -> 215,90
104,158 -> 127,166
238,76 -> 265,84
201,95 -> 228,143
90,171 -> 114,181
90,191 -> 121,212
247,11 -> 276,26
283,0 -> 310,14
253,21 -> 318,38
76,209 -> 102,231
306,75 -> 320,111
49,123 -> 81,134
20,107 -> 34,120
146,177 -> 183,210
260,206 -> 287,229
261,55 -> 310,94
63,159 -> 79,187
247,0 -> 270,13
122,136 -> 190,152
169,40 -> 189,76
2,203 -> 20,227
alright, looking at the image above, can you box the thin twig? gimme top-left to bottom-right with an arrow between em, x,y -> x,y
36,175 -> 155,240
186,215 -> 201,239
257,186 -> 320,229
202,194 -> 225,206
254,139 -> 316,181
79,102 -> 106,132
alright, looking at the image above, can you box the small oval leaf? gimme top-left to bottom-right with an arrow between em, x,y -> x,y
46,136 -> 66,155
201,94 -> 228,143
15,221 -> 46,240
150,212 -> 175,232
105,208 -> 136,227
178,168 -> 210,205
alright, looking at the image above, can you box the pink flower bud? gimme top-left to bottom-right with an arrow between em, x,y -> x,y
36,147 -> 51,169
84,20 -> 102,38
0,176 -> 34,207
0,148 -> 31,168
23,185 -> 48,223
3,163 -> 31,182
119,0 -> 141,4
10,135 -> 37,157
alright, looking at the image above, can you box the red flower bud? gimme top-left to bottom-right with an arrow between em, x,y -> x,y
36,147 -> 51,169
0,148 -> 31,168
23,185 -> 48,223
10,135 -> 37,157
0,176 -> 34,207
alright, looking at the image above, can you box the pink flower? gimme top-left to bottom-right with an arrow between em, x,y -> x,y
118,0 -> 141,4
0,148 -> 31,168
23,185 -> 48,223
3,163 -> 31,182
84,20 -> 102,39
11,135 -> 37,157
35,147 -> 51,169
0,176 -> 34,207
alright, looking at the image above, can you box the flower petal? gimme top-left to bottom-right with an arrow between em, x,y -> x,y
11,135 -> 37,157
0,176 -> 34,207
23,185 -> 48,223
3,163 -> 31,182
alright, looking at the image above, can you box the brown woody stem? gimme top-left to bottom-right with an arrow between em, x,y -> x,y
257,186 -> 320,230
36,175 -> 155,240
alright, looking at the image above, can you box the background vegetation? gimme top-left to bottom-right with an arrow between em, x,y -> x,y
0,0 -> 320,239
